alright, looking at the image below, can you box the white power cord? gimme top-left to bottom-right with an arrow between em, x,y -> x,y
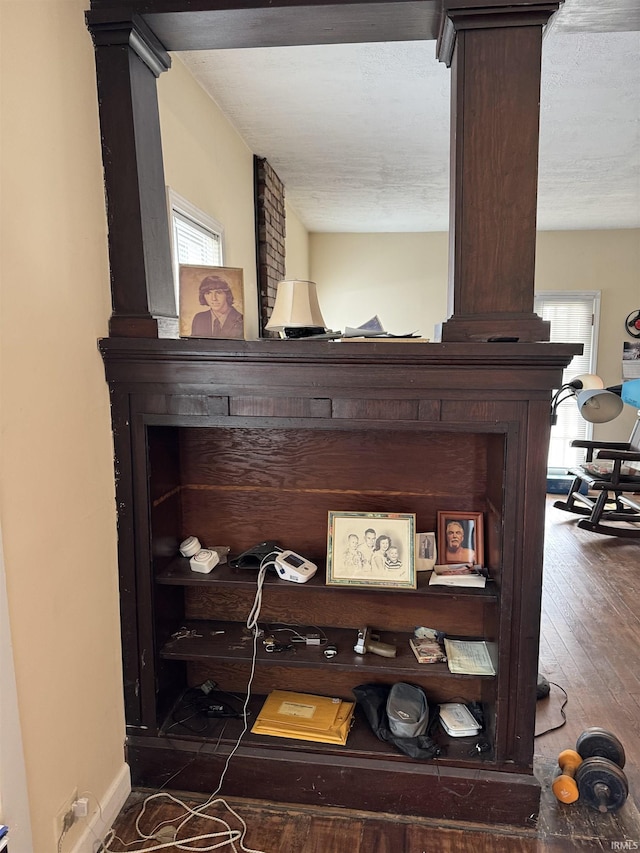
99,556 -> 278,853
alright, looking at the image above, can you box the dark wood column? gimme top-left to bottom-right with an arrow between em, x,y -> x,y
87,14 -> 176,338
437,0 -> 559,343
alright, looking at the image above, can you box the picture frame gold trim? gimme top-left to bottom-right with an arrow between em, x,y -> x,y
326,511 -> 416,589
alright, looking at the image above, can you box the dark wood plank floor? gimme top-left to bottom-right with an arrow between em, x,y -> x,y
536,499 -> 640,805
104,498 -> 640,852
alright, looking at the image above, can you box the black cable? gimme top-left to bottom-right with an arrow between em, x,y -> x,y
183,685 -> 248,720
534,681 -> 568,737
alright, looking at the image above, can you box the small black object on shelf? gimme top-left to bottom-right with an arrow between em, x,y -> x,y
283,326 -> 326,338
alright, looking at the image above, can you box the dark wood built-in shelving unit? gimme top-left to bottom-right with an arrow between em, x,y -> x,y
88,0 -> 581,829
100,338 -> 578,824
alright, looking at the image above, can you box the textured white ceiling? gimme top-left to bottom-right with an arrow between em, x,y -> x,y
179,29 -> 640,233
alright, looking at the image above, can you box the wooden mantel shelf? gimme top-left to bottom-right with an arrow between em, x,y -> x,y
99,337 -> 582,370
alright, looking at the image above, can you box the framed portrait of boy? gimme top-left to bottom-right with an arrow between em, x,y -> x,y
437,511 -> 484,566
326,511 -> 416,589
179,264 -> 244,340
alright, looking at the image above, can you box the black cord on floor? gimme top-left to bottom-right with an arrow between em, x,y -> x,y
535,681 -> 568,737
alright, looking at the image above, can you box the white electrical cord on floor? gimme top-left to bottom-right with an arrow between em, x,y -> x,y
98,556 -> 280,853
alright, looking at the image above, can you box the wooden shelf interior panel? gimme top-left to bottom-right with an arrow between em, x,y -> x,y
178,427 -> 490,562
155,561 -> 497,636
183,581 -> 493,637
148,424 -> 505,574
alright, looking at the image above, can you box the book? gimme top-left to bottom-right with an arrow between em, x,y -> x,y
443,639 -> 496,675
409,636 -> 447,664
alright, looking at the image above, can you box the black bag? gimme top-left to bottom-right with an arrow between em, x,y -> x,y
353,683 -> 441,760
229,541 -> 283,570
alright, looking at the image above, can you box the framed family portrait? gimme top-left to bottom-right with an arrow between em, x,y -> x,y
437,511 -> 484,566
326,511 -> 416,589
179,264 -> 245,340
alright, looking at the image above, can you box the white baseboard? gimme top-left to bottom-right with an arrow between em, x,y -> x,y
69,763 -> 131,853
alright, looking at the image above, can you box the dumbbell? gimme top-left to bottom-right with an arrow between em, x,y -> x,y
575,727 -> 628,814
552,749 -> 583,804
552,727 -> 629,813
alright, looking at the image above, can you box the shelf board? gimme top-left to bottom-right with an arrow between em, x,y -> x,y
158,619 -> 494,681
156,558 -> 497,600
159,690 -> 495,769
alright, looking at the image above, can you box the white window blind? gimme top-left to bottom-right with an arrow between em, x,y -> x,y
173,211 -> 222,266
534,291 -> 600,471
166,188 -> 225,306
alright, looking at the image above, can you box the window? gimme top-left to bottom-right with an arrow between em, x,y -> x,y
167,188 -> 224,305
534,291 -> 600,471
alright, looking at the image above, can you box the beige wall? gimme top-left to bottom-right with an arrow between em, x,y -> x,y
536,230 -> 640,440
311,229 -> 639,437
158,60 -> 311,334
0,2 -> 125,851
310,232 -> 449,337
285,202 -> 310,281
159,57 -> 260,338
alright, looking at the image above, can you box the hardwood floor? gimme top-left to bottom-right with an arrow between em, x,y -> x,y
536,498 -> 640,803
103,498 -> 640,852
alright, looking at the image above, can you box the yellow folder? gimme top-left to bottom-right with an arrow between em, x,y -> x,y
251,690 -> 355,745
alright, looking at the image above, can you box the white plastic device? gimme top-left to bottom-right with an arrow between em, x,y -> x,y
438,703 -> 482,737
189,548 -> 220,574
274,550 -> 317,583
179,535 -> 201,557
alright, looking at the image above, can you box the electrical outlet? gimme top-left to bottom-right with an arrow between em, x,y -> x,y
54,789 -> 78,843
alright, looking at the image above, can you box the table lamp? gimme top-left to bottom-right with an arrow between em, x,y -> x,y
265,280 -> 328,338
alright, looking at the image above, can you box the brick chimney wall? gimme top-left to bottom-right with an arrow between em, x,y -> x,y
254,157 -> 286,337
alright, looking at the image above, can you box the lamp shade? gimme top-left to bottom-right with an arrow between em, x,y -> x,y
621,379 -> 640,409
265,280 -> 327,331
576,389 -> 624,423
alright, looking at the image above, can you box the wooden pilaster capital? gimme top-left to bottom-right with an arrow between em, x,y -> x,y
86,12 -> 172,77
437,0 -> 561,66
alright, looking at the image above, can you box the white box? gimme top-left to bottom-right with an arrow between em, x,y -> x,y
438,703 -> 481,737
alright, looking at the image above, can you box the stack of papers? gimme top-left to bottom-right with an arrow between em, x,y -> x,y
342,315 -> 422,340
429,564 -> 486,588
251,690 -> 355,745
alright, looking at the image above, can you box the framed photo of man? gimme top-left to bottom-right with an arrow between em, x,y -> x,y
179,264 -> 245,340
437,511 -> 484,567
